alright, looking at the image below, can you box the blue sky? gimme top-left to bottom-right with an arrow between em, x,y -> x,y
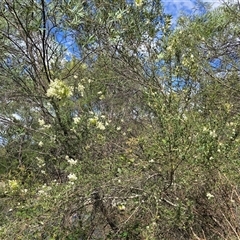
57,0 -> 228,59
162,0 -> 224,23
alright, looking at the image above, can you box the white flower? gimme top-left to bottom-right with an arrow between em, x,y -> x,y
36,157 -> 45,168
116,12 -> 122,19
209,130 -> 217,138
65,156 -> 78,165
78,83 -> 85,95
118,205 -> 126,211
68,159 -> 78,165
68,173 -> 77,181
167,45 -> 172,51
135,0 -> 143,7
50,135 -> 56,142
116,126 -> 121,131
46,79 -> 72,99
8,180 -> 19,190
81,63 -> 87,70
38,119 -> 45,126
96,121 -> 105,130
73,117 -> 81,124
38,141 -> 43,147
38,190 -> 45,195
89,117 -> 98,125
21,189 -> 28,193
43,124 -> 51,129
206,192 -> 214,199
99,95 -> 105,100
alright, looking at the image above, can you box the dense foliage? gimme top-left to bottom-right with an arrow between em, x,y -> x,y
0,0 -> 240,239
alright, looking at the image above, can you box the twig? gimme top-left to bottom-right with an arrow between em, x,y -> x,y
221,211 -> 240,240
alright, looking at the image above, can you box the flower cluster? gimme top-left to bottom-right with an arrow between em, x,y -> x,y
135,0 -> 143,7
88,114 -> 108,130
77,83 -> 85,96
65,155 -> 78,165
36,157 -> 45,168
97,91 -> 105,100
96,121 -> 105,130
46,79 -> 72,99
38,119 -> 45,126
8,180 -> 19,191
73,116 -> 81,124
68,173 -> 77,184
38,119 -> 51,129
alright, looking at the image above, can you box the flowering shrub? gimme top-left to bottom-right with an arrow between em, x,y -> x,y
46,79 -> 72,99
1,1 -> 240,240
